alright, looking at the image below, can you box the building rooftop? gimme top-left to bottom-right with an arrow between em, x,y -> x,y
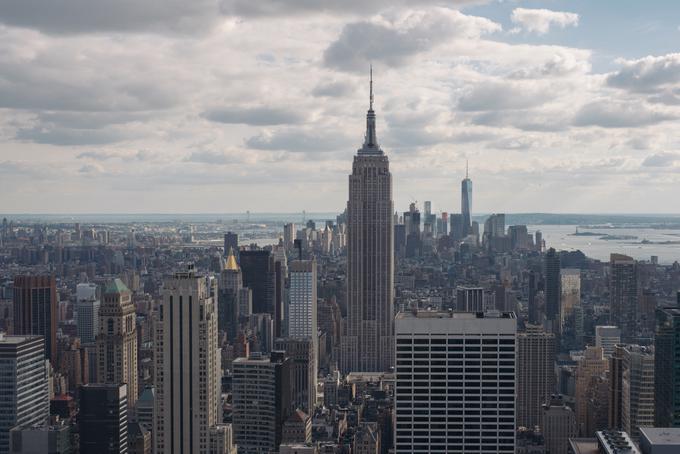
103,278 -> 130,295
569,438 -> 599,454
396,310 -> 516,320
639,427 -> 680,445
596,431 -> 640,454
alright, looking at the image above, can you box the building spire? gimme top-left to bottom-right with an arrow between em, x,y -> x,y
466,159 -> 469,179
360,65 -> 381,154
370,64 -> 374,111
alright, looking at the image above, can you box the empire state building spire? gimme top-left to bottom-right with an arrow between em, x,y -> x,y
360,65 -> 382,154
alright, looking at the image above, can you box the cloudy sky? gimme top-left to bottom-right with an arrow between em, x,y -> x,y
1,0 -> 680,214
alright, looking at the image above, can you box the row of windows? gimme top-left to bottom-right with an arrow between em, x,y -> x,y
397,338 -> 515,345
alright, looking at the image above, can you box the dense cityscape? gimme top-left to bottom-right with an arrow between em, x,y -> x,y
1,75 -> 680,454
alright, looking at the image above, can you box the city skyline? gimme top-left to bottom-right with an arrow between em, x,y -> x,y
1,2 -> 680,213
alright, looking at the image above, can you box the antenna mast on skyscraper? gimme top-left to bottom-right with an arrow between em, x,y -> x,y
466,159 -> 469,179
369,64 -> 374,110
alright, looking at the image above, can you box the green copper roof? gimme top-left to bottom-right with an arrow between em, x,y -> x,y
104,278 -> 130,295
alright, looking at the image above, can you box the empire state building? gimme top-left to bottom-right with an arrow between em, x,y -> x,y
341,70 -> 395,373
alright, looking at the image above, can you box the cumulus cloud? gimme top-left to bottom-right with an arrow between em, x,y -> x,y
642,152 -> 680,167
323,9 -> 501,71
458,81 -> 553,111
510,8 -> 579,35
607,53 -> 680,93
202,106 -> 305,126
572,101 -> 676,128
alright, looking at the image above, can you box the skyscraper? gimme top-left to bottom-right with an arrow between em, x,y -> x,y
559,268 -> 580,334
274,338 -> 315,413
545,248 -> 561,334
461,161 -> 472,236
655,307 -> 680,427
13,275 -> 57,362
223,232 -> 238,260
96,278 -> 138,407
574,346 -> 609,436
0,335 -> 49,454
232,351 -> 292,454
517,325 -> 556,430
76,282 -> 100,344
79,383 -> 128,454
610,254 -> 639,342
288,259 -> 316,340
595,325 -> 621,357
154,265 -> 222,454
543,395 -> 577,454
608,344 -> 654,439
240,250 -> 272,315
218,248 -> 242,341
394,311 -> 516,454
341,70 -> 394,374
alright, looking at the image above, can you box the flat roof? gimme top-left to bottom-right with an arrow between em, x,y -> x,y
639,427 -> 680,445
396,310 -> 516,320
569,439 -> 599,454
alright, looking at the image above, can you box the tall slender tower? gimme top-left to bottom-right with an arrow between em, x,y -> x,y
13,275 -> 57,363
154,265 -> 221,454
461,160 -> 472,235
96,278 -> 138,408
341,68 -> 394,373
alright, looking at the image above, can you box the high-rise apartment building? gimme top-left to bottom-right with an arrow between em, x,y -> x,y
76,282 -> 100,344
608,345 -> 654,439
655,307 -> 680,427
461,163 -> 472,236
96,278 -> 138,407
394,311 -> 516,453
517,324 -> 556,430
455,287 -> 484,312
341,73 -> 394,374
232,351 -> 292,454
0,335 -> 49,454
610,254 -> 639,342
545,248 -> 561,334
79,383 -> 128,454
13,275 -> 57,362
154,266 -> 222,454
288,259 -> 317,342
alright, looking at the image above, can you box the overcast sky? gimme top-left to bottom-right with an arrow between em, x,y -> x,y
1,0 -> 680,214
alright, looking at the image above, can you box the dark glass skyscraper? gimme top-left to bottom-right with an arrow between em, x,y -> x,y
13,275 -> 57,362
655,307 -> 680,427
545,248 -> 561,333
79,383 -> 129,454
610,253 -> 639,342
341,70 -> 394,373
461,161 -> 472,236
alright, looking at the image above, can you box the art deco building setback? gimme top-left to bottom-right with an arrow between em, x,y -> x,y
394,311 -> 516,454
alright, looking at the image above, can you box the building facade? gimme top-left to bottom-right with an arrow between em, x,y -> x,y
154,266 -> 221,454
12,275 -> 57,362
79,383 -> 128,454
517,324 -> 556,430
96,278 -> 138,407
76,283 -> 100,345
394,311 -> 516,453
0,335 -> 49,454
232,351 -> 292,454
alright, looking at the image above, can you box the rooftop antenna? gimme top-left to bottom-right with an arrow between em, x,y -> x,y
369,64 -> 374,110
466,159 -> 469,179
